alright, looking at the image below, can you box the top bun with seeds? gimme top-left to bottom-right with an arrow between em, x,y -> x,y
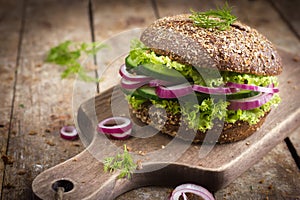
140,14 -> 282,76
120,7 -> 282,143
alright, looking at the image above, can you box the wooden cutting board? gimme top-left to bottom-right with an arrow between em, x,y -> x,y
32,50 -> 300,200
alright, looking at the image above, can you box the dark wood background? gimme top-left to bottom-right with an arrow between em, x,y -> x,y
0,0 -> 299,199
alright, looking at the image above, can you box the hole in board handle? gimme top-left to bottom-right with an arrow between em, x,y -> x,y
52,179 -> 74,193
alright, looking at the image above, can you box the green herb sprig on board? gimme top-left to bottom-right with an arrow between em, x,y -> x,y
103,144 -> 137,179
46,40 -> 107,82
190,3 -> 237,30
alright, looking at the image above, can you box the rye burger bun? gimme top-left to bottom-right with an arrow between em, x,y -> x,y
120,13 -> 282,144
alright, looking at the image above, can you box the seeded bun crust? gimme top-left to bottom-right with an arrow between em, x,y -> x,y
140,14 -> 282,76
130,103 -> 269,144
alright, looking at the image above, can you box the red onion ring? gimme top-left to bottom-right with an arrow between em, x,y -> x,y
110,130 -> 132,139
97,117 -> 132,140
192,84 -> 238,94
119,64 -> 153,82
120,78 -> 149,90
60,126 -> 78,140
170,183 -> 215,200
148,79 -> 178,87
156,83 -> 193,99
226,82 -> 279,93
228,92 -> 274,110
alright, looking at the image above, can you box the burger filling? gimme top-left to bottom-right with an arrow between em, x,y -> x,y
120,40 -> 281,132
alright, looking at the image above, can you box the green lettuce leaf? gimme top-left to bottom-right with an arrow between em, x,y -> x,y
127,94 -> 281,132
222,71 -> 279,87
181,98 -> 228,132
150,99 -> 181,114
126,95 -> 147,109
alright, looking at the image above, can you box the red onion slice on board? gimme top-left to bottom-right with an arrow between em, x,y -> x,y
170,183 -> 215,200
60,126 -> 78,140
97,117 -> 132,140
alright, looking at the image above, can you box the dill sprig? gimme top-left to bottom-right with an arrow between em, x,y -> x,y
45,40 -> 107,82
103,144 -> 137,179
189,3 -> 237,30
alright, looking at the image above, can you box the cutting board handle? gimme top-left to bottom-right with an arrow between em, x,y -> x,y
32,146 -> 212,200
32,148 -> 186,200
32,149 -> 135,200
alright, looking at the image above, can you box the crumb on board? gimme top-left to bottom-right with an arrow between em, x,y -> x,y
138,150 -> 145,156
17,169 -> 27,175
28,130 -> 38,135
292,55 -> 300,62
259,179 -> 265,184
72,142 -> 81,147
293,86 -> 298,90
136,160 -> 143,170
46,140 -> 55,146
268,184 -> 273,190
44,128 -> 51,133
1,154 -> 14,165
3,183 -> 15,189
126,145 -> 132,152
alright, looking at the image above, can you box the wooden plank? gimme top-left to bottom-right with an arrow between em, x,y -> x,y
155,0 -> 216,17
289,132 -> 300,156
93,0 -> 156,41
215,141 -> 300,199
1,0 -> 91,199
0,0 -> 24,197
271,0 -> 300,39
287,131 -> 300,170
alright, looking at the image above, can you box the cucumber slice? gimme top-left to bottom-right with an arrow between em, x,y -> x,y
120,87 -> 140,96
137,86 -> 161,100
226,91 -> 259,100
125,55 -> 137,68
136,63 -> 185,81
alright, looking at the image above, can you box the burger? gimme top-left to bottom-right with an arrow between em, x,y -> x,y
118,8 -> 282,143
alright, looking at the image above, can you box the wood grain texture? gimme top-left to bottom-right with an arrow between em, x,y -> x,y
1,0 -> 92,199
269,0 -> 300,158
0,0 -> 24,197
289,131 -> 300,158
93,0 -> 156,41
215,141 -> 300,199
32,49 -> 300,199
271,0 -> 300,39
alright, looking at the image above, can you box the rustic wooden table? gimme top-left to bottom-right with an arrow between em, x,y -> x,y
0,0 -> 299,199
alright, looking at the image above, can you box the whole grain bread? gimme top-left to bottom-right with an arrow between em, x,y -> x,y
140,14 -> 282,76
130,103 -> 269,144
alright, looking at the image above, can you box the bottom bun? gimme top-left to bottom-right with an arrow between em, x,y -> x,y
129,103 -> 269,144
